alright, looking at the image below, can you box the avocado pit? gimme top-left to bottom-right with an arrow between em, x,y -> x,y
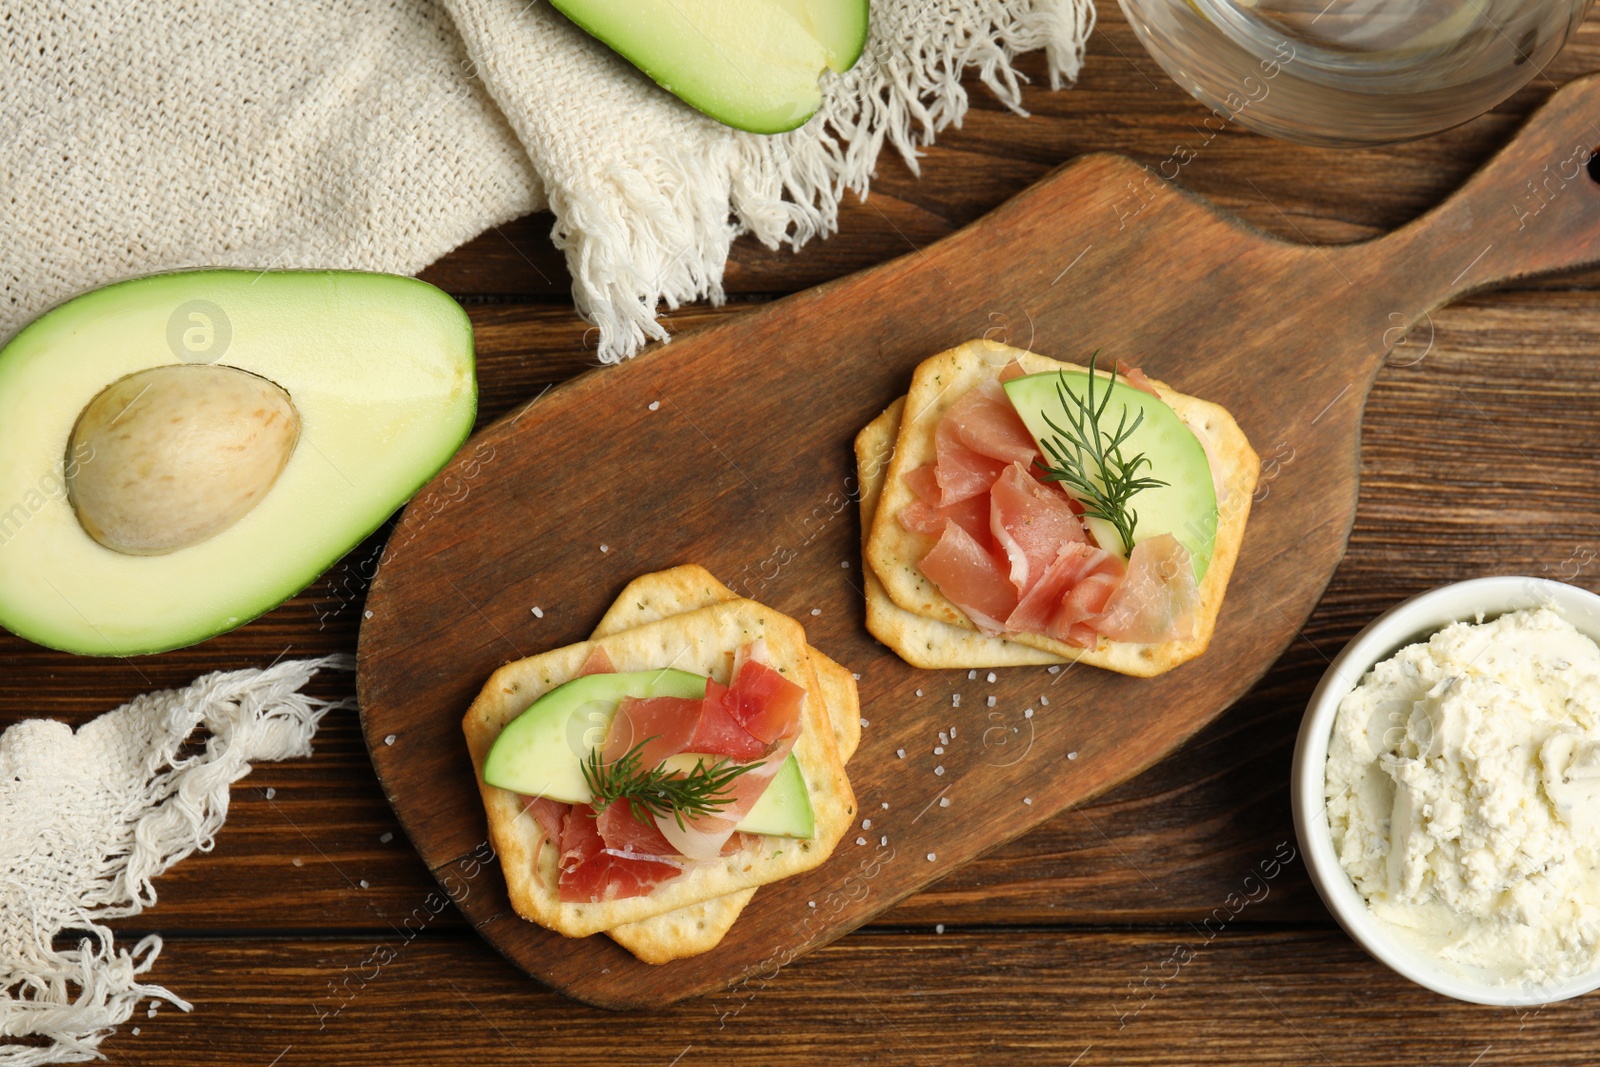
67,364 -> 300,555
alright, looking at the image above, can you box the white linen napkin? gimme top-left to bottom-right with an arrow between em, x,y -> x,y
0,658 -> 349,1065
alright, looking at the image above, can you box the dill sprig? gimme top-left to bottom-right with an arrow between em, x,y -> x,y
582,738 -> 757,831
1034,353 -> 1168,555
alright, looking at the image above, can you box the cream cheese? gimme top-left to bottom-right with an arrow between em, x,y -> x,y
1326,607 -> 1600,986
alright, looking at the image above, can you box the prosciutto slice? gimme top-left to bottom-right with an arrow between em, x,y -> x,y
948,378 -> 1037,465
602,695 -> 701,769
918,519 -> 1018,634
577,646 -> 616,677
1005,542 -> 1125,645
933,418 -> 1007,506
899,464 -> 990,541
556,804 -> 683,903
658,656 -> 805,860
989,461 -> 1088,596
1094,534 -> 1199,643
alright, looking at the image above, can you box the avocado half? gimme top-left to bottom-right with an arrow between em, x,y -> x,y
0,270 -> 476,656
550,0 -> 870,134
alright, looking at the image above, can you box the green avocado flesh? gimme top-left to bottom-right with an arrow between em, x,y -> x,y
481,668 -> 817,839
1002,370 -> 1218,581
550,0 -> 870,134
0,270 -> 476,656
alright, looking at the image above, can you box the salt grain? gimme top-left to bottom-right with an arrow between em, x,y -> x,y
881,802 -> 889,810
860,717 -> 870,728
896,748 -> 906,759
856,836 -> 867,846
938,731 -> 949,745
1039,696 -> 1050,706
936,924 -> 945,934
1024,797 -> 1033,805
880,835 -> 888,846
132,1028 -> 140,1036
862,818 -> 872,830
968,670 -> 977,680
292,857 -> 303,867
1024,708 -> 1034,719
840,560 -> 850,569
938,797 -> 950,808
934,765 -> 945,776
379,832 -> 394,844
986,696 -> 996,707
809,901 -> 817,908
599,543 -> 609,553
648,400 -> 661,411
363,610 -> 373,619
951,694 -> 961,707
933,746 -> 944,755
986,672 -> 997,683
531,606 -> 544,618
384,734 -> 396,746
915,689 -> 924,697
264,787 -> 276,800
927,852 -> 937,861
949,726 -> 956,739
1048,666 -> 1061,675
359,879 -> 370,889
1067,751 -> 1078,760
852,672 -> 861,680
810,608 -> 822,616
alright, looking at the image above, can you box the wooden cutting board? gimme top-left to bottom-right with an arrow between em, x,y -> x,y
357,75 -> 1600,1009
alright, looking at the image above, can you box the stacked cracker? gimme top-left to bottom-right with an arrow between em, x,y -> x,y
857,339 -> 1261,678
463,565 -> 858,963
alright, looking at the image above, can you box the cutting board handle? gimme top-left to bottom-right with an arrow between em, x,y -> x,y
1370,73 -> 1600,307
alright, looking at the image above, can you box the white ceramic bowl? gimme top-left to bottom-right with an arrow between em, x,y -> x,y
1292,575 -> 1600,1006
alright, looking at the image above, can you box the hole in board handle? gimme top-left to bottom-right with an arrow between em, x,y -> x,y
1589,150 -> 1600,186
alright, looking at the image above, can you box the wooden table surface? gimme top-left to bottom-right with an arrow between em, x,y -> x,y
11,11 -> 1600,1065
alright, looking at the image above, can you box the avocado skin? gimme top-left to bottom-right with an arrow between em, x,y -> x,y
548,0 -> 870,135
0,269 -> 477,656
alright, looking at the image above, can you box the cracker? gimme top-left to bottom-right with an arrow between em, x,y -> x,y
856,398 -> 1068,669
591,565 -> 860,963
463,599 -> 854,938
862,339 -> 1260,677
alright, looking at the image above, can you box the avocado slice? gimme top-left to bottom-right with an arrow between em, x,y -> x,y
549,0 -> 870,134
0,270 -> 476,655
483,668 -> 817,838
1003,370 -> 1218,580
734,754 -> 815,838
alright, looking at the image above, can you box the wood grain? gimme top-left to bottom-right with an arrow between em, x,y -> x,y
7,8 -> 1600,1057
99,929 -> 1600,1066
355,76 -> 1600,1008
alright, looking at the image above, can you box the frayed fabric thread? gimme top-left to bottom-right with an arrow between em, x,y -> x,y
0,656 -> 351,1065
443,0 -> 1095,362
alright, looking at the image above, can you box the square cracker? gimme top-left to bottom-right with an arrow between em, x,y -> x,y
591,565 -> 859,963
863,339 -> 1260,678
464,598 -> 855,938
856,398 -> 1068,669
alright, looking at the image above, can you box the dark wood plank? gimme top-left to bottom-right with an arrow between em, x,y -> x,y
104,929 -> 1600,1064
